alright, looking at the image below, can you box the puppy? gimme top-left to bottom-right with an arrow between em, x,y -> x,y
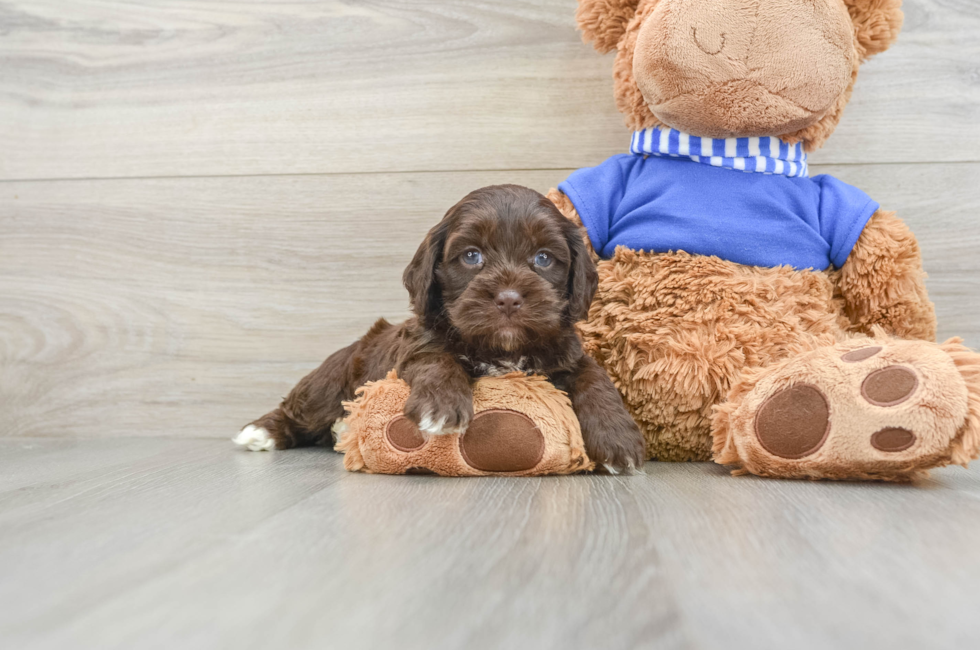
235,184 -> 644,473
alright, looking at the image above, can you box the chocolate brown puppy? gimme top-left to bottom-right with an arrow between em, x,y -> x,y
236,185 -> 645,473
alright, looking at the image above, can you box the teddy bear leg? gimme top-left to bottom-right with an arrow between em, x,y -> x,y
712,338 -> 980,481
337,374 -> 594,476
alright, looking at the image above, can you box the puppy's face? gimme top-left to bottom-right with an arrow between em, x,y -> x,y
404,185 -> 598,354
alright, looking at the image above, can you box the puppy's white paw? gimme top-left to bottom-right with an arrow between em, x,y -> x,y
601,461 -> 642,476
233,425 -> 276,451
418,413 -> 450,436
330,419 -> 350,443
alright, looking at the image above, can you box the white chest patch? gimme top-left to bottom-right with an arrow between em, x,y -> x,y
464,356 -> 531,377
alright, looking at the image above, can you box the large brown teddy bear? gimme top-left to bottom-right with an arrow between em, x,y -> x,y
546,0 -> 980,480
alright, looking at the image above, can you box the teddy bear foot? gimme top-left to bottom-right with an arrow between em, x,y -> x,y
336,373 -> 594,476
712,338 -> 980,481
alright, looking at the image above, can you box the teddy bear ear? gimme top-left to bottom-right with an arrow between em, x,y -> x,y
842,0 -> 904,60
576,0 -> 642,53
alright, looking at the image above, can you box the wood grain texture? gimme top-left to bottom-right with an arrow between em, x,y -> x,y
3,3 -> 978,647
1,0 -> 978,182
1,164 -> 978,439
1,438 -> 979,649
0,169 -> 568,438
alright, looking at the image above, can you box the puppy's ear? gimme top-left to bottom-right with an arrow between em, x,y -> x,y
563,220 -> 599,323
403,218 -> 451,325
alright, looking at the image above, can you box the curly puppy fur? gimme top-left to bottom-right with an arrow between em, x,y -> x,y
245,185 -> 644,473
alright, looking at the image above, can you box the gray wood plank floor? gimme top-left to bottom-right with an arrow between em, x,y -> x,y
1,438 -> 979,650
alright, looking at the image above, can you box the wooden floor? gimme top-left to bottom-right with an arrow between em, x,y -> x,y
2,437 -> 979,650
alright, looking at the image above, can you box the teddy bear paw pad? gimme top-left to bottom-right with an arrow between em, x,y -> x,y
754,384 -> 830,459
841,346 -> 882,363
721,340 -> 971,480
385,415 -> 427,452
459,409 -> 545,472
870,427 -> 916,452
861,366 -> 918,406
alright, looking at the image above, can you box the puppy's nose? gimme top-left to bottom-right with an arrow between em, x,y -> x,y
495,289 -> 523,316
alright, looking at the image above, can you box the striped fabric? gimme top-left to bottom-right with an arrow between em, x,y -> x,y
630,127 -> 809,178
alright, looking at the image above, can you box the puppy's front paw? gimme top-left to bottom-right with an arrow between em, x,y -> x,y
404,384 -> 474,437
583,421 -> 645,475
233,424 -> 277,451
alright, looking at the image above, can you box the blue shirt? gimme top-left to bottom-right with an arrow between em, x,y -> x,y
558,154 -> 879,270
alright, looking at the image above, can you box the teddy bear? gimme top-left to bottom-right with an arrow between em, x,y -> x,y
543,0 -> 980,480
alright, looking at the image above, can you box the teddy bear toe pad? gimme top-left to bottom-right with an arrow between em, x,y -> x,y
870,427 -> 916,452
861,366 -> 918,406
717,340 -> 972,480
385,416 -> 427,452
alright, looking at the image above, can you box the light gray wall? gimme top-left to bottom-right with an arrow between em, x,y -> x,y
1,0 -> 977,438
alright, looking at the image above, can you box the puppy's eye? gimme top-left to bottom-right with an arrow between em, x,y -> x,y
462,249 -> 483,266
533,251 -> 553,268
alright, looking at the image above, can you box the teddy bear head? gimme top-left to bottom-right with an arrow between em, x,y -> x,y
577,0 -> 903,150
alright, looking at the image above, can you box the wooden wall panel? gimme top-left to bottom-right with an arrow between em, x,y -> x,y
1,0 -> 977,439
0,0 -> 977,181
1,162 -> 977,438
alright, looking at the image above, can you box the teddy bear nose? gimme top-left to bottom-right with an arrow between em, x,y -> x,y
495,289 -> 524,316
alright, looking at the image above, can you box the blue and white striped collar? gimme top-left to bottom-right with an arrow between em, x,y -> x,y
630,127 -> 809,178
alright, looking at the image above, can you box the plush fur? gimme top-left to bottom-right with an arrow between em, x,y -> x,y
580,0 -> 902,149
239,185 -> 644,473
336,372 -> 594,476
712,337 -> 980,481
552,0 -> 980,480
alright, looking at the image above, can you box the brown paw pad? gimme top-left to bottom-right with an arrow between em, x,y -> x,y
841,346 -> 882,363
861,366 -> 918,406
755,384 -> 831,459
870,427 -> 916,452
459,409 -> 545,472
385,416 -> 426,452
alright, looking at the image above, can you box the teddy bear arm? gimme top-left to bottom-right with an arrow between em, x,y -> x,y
836,209 -> 936,341
547,188 -> 599,262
